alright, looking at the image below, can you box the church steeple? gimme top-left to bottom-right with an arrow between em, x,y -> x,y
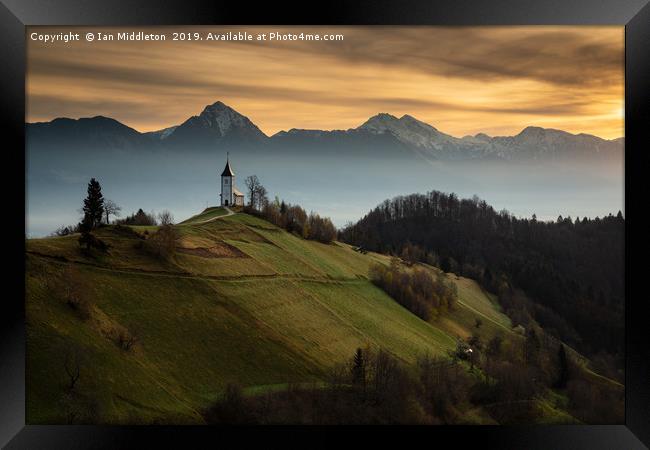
220,152 -> 238,207
221,152 -> 235,176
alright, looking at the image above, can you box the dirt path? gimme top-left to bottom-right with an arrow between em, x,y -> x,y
191,206 -> 235,224
26,250 -> 364,284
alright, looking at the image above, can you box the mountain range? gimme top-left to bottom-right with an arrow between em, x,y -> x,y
27,100 -> 623,162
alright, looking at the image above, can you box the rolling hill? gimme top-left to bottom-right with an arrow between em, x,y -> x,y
25,208 -> 519,424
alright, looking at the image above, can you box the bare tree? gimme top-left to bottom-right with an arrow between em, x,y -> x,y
244,175 -> 261,208
255,185 -> 268,210
103,199 -> 122,224
157,209 -> 174,225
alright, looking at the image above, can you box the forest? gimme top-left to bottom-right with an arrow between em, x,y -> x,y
339,190 -> 625,381
204,344 -> 623,425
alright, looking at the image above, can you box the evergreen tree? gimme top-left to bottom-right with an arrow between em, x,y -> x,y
440,256 -> 451,273
82,178 -> 104,230
555,344 -> 569,388
351,348 -> 366,388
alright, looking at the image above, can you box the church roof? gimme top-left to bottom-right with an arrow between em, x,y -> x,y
221,159 -> 235,177
233,188 -> 244,196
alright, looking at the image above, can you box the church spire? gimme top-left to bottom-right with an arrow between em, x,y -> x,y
221,152 -> 235,177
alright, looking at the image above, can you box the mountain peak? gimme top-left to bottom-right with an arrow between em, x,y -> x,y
169,100 -> 268,141
359,113 -> 399,128
355,112 -> 455,152
201,100 -> 231,113
517,126 -> 546,137
517,125 -> 575,138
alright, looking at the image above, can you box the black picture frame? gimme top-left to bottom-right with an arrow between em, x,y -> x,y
2,0 -> 649,448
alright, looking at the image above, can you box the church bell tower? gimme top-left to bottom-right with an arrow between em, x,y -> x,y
220,153 -> 235,206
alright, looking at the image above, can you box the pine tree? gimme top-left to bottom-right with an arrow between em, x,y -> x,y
351,348 -> 366,387
82,178 -> 105,230
555,344 -> 569,389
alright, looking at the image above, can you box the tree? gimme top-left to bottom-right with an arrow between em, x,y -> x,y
244,175 -> 261,208
103,199 -> 121,224
158,209 -> 174,225
78,231 -> 110,253
59,266 -> 92,319
351,348 -> 366,388
486,334 -> 503,359
143,225 -> 178,260
51,224 -> 79,237
244,175 -> 269,211
255,185 -> 268,210
440,256 -> 451,273
467,335 -> 482,370
81,178 -> 105,230
115,209 -> 157,226
555,344 -> 569,389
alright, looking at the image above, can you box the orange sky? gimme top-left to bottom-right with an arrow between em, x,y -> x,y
27,26 -> 624,139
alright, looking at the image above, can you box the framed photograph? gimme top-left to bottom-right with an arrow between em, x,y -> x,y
2,0 -> 649,447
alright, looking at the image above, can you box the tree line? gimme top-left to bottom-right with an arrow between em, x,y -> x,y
204,341 -> 623,425
50,178 -> 179,263
244,175 -> 337,244
52,178 -> 174,236
338,190 -> 625,374
369,259 -> 458,321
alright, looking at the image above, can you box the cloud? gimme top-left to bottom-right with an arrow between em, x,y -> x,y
26,26 -> 624,139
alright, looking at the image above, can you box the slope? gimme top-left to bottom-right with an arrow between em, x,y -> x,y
25,209 -> 514,424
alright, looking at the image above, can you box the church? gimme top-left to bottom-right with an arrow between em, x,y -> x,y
220,155 -> 245,207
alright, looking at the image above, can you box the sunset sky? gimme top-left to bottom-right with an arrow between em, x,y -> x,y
27,26 -> 624,139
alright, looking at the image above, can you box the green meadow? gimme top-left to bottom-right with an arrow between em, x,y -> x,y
26,208 -> 531,424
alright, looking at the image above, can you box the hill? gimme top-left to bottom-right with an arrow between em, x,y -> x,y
27,207 -> 625,424
339,189 -> 625,369
26,208 -> 519,424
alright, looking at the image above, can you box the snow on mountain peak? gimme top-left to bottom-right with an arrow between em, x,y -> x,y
357,112 -> 454,151
199,101 -> 251,134
167,100 -> 267,140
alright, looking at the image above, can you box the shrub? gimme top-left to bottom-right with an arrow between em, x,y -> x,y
52,266 -> 92,320
115,208 -> 157,226
116,328 -> 138,351
78,231 -> 110,253
142,225 -> 178,260
51,224 -> 80,237
112,224 -> 145,239
158,210 -> 174,225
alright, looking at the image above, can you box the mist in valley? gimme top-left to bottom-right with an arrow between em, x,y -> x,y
26,145 -> 624,237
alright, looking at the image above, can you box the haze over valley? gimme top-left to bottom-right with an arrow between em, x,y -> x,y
27,101 -> 623,237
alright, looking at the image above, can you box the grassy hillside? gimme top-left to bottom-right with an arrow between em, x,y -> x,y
25,207 -> 523,424
178,206 -> 230,224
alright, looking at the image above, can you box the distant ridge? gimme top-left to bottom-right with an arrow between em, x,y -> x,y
27,100 -> 623,161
